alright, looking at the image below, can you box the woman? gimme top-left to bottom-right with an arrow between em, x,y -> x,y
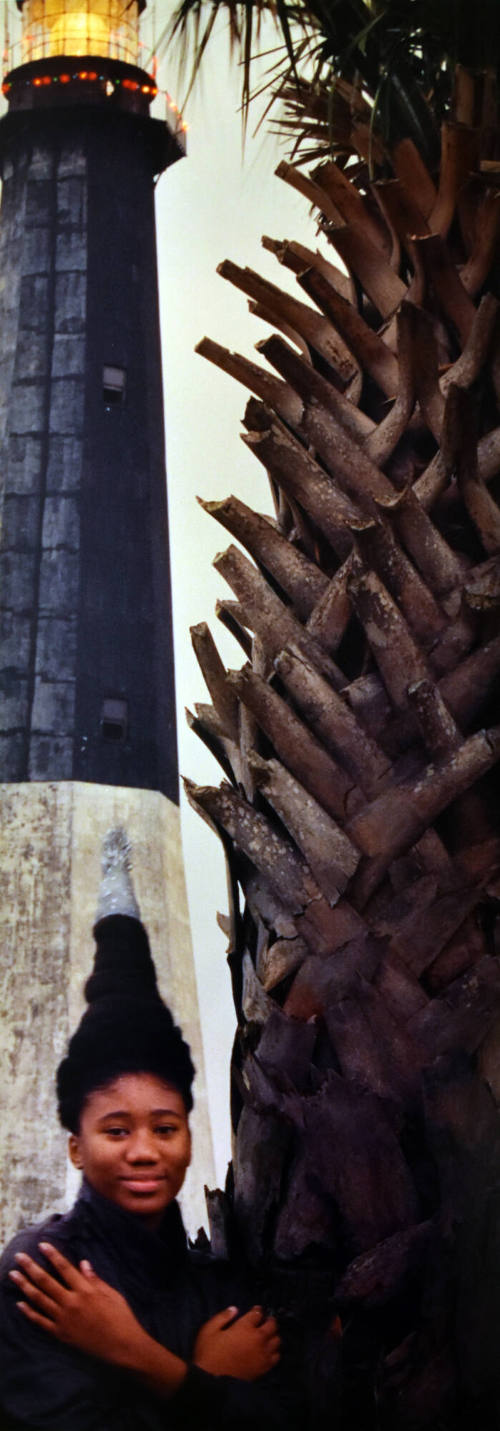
0,909 -> 296,1430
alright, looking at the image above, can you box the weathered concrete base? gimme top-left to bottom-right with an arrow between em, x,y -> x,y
0,781 -> 214,1245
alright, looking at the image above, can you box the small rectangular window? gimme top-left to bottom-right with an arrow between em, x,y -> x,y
103,365 -> 126,406
100,697 -> 128,742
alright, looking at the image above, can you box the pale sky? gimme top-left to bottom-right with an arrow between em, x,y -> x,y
155,11 -> 327,1184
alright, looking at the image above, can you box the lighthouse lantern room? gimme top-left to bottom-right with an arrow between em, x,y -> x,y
17,0 -> 144,64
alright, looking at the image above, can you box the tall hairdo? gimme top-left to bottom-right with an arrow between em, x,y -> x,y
56,913 -> 195,1131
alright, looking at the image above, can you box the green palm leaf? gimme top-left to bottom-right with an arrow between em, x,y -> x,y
168,0 -> 500,156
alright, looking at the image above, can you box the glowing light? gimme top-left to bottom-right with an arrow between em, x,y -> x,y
11,67 -> 159,95
50,13 -> 110,58
19,2 -> 141,65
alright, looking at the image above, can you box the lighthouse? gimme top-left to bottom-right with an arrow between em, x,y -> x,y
0,0 -> 214,1241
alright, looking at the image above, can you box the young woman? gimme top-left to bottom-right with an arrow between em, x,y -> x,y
0,911 -> 296,1431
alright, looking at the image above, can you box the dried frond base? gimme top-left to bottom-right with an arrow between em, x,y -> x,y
191,78 -> 500,1429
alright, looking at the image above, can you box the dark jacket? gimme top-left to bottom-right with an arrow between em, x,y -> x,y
0,1182 -> 298,1431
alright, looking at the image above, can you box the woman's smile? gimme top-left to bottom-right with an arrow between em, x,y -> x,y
69,1073 -> 192,1226
119,1175 -> 167,1195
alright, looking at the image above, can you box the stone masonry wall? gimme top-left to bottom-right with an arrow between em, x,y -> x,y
0,781 -> 214,1246
0,135 -> 86,781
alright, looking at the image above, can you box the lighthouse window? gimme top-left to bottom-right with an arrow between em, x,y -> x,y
102,365 -> 126,407
100,698 -> 128,743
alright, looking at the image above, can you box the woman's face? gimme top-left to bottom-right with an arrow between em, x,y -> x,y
68,1072 -> 191,1227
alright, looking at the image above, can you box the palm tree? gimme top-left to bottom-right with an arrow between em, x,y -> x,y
173,3 -> 500,1424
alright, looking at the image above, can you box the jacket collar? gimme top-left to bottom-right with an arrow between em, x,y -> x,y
75,1178 -> 189,1287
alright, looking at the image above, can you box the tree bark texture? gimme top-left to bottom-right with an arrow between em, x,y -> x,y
190,78 -> 500,1431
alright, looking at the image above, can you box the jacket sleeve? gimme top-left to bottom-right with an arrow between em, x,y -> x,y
170,1254 -> 306,1431
0,1299 -> 298,1431
0,1275 -> 172,1431
169,1361 -> 303,1431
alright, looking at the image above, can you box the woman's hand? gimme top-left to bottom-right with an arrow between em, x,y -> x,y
9,1243 -> 157,1369
10,1243 -> 280,1392
193,1305 -> 281,1380
9,1242 -> 188,1396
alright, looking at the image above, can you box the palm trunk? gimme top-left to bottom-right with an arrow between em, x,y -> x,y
189,68 -> 500,1428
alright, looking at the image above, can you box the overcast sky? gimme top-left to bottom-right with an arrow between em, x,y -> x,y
155,12 -> 326,1184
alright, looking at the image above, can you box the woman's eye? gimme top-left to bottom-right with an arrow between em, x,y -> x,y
106,1127 -> 128,1138
156,1124 -> 176,1136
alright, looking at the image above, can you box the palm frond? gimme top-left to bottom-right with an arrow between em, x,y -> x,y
168,0 -> 500,158
168,0 -> 312,114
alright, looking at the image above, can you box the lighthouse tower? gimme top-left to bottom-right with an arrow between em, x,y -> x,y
0,0 -> 213,1241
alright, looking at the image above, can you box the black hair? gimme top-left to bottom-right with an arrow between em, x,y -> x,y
56,914 -> 195,1131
